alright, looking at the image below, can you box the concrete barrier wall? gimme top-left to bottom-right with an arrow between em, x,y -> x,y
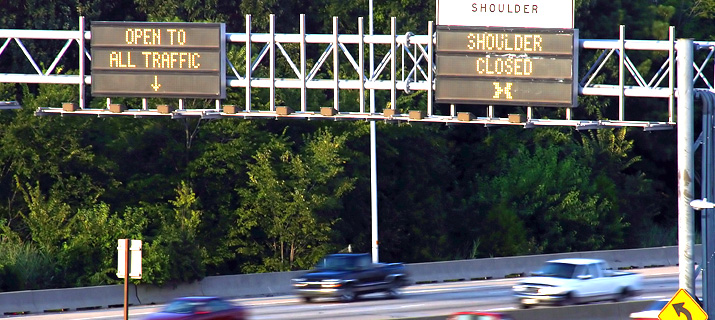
407,245 -> 692,283
0,246 -> 691,315
0,285 -> 139,314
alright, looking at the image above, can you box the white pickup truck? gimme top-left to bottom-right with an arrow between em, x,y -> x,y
512,258 -> 643,308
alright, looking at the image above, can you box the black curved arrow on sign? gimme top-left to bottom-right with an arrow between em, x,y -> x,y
673,302 -> 693,320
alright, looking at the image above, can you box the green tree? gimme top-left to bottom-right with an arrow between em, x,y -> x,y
578,128 -> 664,247
0,239 -> 55,291
17,180 -> 72,254
464,128 -> 627,255
235,128 -> 355,272
58,202 -> 148,287
141,182 -> 205,285
187,119 -> 269,275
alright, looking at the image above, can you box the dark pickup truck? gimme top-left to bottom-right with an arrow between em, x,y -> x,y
291,253 -> 410,302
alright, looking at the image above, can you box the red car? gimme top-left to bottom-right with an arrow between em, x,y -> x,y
447,311 -> 515,320
143,296 -> 248,320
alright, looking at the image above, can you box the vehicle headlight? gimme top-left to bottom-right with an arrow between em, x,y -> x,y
291,278 -> 307,287
512,285 -> 527,292
321,279 -> 344,288
537,286 -> 568,295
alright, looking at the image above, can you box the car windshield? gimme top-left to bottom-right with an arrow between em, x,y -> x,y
315,256 -> 356,271
163,300 -> 203,314
533,262 -> 577,279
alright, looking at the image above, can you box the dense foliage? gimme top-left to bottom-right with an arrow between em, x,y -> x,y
0,0 -> 710,290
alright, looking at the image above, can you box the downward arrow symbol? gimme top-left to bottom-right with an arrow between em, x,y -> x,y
673,302 -> 693,320
151,75 -> 161,91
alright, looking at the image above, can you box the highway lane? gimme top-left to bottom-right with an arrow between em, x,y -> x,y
3,266 -> 685,320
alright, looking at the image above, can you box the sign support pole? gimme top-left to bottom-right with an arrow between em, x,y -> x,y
676,38 -> 696,297
369,0 -> 379,265
123,238 -> 129,320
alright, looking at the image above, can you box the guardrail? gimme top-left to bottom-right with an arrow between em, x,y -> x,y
0,245 -> 694,315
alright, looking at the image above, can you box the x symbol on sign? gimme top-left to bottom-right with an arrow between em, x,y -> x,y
492,82 -> 513,99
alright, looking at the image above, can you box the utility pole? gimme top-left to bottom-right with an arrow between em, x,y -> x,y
369,0 -> 379,264
676,38 -> 696,296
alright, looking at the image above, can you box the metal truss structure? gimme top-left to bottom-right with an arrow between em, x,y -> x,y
0,16 -> 714,128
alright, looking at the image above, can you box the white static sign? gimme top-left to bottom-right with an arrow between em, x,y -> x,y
437,0 -> 574,28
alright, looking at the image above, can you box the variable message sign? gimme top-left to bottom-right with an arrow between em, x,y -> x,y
435,26 -> 577,107
91,21 -> 226,99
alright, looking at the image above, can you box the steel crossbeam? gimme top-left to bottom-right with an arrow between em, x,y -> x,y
0,17 -> 713,129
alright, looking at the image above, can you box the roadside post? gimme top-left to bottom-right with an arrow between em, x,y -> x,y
117,239 -> 142,320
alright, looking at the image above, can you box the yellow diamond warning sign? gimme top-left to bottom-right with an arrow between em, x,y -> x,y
659,288 -> 707,320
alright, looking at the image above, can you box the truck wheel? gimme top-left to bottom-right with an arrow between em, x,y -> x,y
386,287 -> 401,299
614,287 -> 630,302
386,278 -> 403,299
302,296 -> 313,303
339,285 -> 357,302
560,293 -> 575,306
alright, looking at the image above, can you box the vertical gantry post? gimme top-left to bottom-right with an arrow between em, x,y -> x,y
333,16 -> 339,111
122,238 -> 129,320
270,14 -> 276,112
369,0 -> 375,116
427,21 -> 433,117
676,38 -> 695,297
369,1 -> 378,265
619,25 -> 625,121
359,17 -> 365,114
391,17 -> 396,112
700,93 -> 708,311
701,93 -> 715,314
79,16 -> 86,109
245,15 -> 252,112
300,14 -> 307,112
708,98 -> 715,316
669,26 -> 675,123
371,108 -> 379,264
368,2 -> 379,265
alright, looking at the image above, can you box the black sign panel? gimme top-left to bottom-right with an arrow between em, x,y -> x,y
91,21 -> 226,99
436,54 -> 572,79
436,77 -> 573,106
436,29 -> 574,55
435,26 -> 576,107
